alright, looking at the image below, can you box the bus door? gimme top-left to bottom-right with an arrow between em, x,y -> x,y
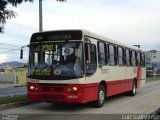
83,38 -> 99,102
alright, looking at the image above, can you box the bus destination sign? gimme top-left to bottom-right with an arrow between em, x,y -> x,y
48,34 -> 71,40
31,30 -> 82,42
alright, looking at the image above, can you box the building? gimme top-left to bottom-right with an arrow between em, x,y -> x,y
146,50 -> 160,72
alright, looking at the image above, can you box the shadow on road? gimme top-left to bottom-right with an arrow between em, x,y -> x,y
29,93 -> 132,113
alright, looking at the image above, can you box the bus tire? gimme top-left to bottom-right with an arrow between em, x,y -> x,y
93,85 -> 106,108
127,80 -> 136,96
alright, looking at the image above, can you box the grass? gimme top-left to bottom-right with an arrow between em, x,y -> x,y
0,94 -> 27,105
146,76 -> 160,83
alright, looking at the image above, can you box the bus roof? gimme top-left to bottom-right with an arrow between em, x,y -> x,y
31,29 -> 143,52
81,29 -> 143,52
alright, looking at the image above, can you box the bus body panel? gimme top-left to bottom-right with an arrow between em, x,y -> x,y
27,29 -> 146,104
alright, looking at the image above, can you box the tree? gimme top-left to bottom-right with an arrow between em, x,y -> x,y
0,0 -> 66,33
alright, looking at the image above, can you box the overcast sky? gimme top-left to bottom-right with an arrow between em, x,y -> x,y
0,0 -> 160,63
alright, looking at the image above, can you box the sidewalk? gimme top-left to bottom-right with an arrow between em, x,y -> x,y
0,83 -> 26,88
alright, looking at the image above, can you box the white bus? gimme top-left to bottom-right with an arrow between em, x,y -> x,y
21,29 -> 146,108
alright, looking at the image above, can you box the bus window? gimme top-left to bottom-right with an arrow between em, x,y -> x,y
141,53 -> 145,67
44,51 -> 52,65
98,42 -> 107,65
85,43 -> 90,63
29,42 -> 84,78
125,49 -> 130,66
85,43 -> 97,75
131,50 -> 136,66
34,52 -> 38,66
108,44 -> 117,66
137,52 -> 140,66
118,47 -> 124,65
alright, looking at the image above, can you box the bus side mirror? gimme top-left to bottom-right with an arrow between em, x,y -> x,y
20,45 -> 29,59
20,49 -> 23,59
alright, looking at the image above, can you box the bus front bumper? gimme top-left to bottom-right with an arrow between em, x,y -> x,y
28,92 -> 84,103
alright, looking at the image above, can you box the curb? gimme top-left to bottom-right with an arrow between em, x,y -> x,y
149,107 -> 160,120
0,84 -> 27,89
142,107 -> 160,120
13,84 -> 27,88
0,100 -> 34,111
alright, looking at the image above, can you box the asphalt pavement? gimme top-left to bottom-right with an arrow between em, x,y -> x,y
0,86 -> 27,97
1,80 -> 160,120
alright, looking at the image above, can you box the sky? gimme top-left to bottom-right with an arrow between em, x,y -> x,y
0,0 -> 160,63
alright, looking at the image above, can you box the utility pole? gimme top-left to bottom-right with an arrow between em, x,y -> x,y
39,0 -> 43,32
39,0 -> 66,32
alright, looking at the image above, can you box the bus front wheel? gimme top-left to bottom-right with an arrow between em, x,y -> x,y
92,85 -> 106,108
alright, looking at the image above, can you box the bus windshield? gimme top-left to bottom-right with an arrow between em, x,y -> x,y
28,42 -> 84,80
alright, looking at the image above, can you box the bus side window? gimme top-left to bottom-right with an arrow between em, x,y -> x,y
108,44 -> 117,66
85,43 -> 91,64
137,52 -> 141,66
141,53 -> 145,67
117,47 -> 124,66
122,48 -> 125,65
135,51 -> 137,66
114,46 -> 117,65
34,52 -> 39,66
85,43 -> 97,75
98,42 -> 107,66
131,50 -> 136,66
125,49 -> 130,66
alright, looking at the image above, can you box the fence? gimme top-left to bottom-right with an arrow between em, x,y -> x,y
0,68 -> 27,85
0,72 -> 17,83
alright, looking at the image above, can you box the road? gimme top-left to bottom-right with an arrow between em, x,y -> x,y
0,80 -> 160,120
0,86 -> 27,97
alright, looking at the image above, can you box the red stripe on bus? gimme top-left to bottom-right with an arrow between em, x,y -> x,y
136,66 -> 142,87
27,78 -> 134,103
106,79 -> 133,96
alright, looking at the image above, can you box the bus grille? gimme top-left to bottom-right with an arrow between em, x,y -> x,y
42,87 -> 64,92
40,94 -> 64,101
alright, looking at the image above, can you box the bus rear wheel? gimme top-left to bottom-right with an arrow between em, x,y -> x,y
92,85 -> 106,108
127,80 -> 136,96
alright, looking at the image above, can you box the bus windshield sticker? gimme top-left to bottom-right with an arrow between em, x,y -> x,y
32,69 -> 51,76
53,68 -> 62,76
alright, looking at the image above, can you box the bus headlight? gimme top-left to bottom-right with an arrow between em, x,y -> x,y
28,83 -> 40,91
67,87 -> 78,92
72,87 -> 78,91
30,86 -> 35,90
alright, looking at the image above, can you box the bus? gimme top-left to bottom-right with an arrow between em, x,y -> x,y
20,29 -> 146,108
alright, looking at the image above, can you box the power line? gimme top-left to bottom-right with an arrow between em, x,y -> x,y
0,45 -> 28,54
0,42 -> 23,47
0,50 -> 28,54
0,47 -> 28,51
0,48 -> 20,50
0,50 -> 12,54
0,48 -> 28,54
8,21 -> 38,31
0,43 -> 29,51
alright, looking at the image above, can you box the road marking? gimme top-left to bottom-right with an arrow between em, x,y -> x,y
79,89 -> 160,120
97,89 -> 160,114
